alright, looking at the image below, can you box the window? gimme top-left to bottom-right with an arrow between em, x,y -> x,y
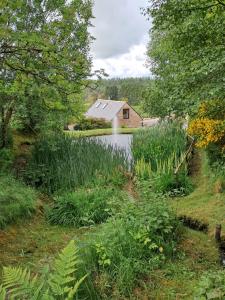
102,103 -> 108,109
123,109 -> 129,119
95,102 -> 101,108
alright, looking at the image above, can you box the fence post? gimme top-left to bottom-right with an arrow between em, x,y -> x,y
215,224 -> 222,242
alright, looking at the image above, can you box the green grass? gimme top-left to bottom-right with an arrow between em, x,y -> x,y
171,151 -> 225,234
47,187 -> 129,227
25,133 -> 129,193
66,127 -> 138,137
145,228 -> 219,299
80,195 -> 180,297
132,122 -> 186,170
0,175 -> 37,229
132,122 -> 191,195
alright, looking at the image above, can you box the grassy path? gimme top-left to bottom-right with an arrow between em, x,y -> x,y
147,151 -> 224,299
171,151 -> 225,234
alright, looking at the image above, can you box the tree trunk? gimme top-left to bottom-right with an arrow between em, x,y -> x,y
0,106 -> 13,149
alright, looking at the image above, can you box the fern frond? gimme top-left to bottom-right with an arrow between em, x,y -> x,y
0,285 -> 6,300
3,266 -> 43,299
66,273 -> 88,300
48,240 -> 85,298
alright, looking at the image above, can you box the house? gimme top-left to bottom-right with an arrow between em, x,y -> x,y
85,100 -> 143,128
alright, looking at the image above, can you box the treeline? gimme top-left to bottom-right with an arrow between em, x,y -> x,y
86,77 -> 152,106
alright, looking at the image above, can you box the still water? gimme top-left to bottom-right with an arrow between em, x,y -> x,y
93,134 -> 132,158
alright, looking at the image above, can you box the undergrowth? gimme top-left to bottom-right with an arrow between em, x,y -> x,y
46,188 -> 129,227
80,195 -> 180,297
0,175 -> 37,229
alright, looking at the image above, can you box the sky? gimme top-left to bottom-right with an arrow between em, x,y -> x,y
90,0 -> 151,78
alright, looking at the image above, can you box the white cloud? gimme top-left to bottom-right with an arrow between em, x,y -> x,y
90,0 -> 151,78
92,37 -> 150,78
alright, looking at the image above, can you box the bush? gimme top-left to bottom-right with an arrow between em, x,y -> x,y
0,175 -> 37,228
24,133 -> 129,193
74,118 -> 111,131
47,188 -> 128,227
81,196 -> 180,296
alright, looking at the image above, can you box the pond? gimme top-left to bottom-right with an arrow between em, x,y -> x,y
92,134 -> 133,158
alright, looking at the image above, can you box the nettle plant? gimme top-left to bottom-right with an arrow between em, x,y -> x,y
0,241 -> 87,300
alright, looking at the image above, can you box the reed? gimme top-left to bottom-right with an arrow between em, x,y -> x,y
25,133 -> 129,193
132,122 -> 191,194
132,121 -> 187,172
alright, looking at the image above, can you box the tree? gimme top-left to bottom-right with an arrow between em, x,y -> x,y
144,0 -> 225,117
0,0 -> 93,148
105,85 -> 119,100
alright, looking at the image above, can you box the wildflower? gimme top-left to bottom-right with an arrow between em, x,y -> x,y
159,247 -> 164,253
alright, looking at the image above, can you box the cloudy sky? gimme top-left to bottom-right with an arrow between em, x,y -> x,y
90,0 -> 151,78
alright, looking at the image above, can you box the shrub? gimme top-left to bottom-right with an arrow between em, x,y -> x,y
0,175 -> 37,228
81,196 -> 180,296
24,133 -> 129,193
0,240 -> 88,299
47,188 -> 128,227
74,118 -> 111,131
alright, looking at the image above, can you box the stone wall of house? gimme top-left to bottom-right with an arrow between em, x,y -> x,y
116,103 -> 142,128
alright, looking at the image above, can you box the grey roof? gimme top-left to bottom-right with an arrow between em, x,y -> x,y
85,100 -> 126,121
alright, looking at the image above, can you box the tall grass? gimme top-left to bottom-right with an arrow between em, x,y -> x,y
132,121 -> 186,171
0,175 -> 37,228
25,134 -> 129,193
132,122 -> 191,195
46,187 -> 128,227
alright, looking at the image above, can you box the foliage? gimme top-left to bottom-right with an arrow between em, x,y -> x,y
74,118 -> 111,131
25,133 -> 129,193
144,0 -> 225,117
132,122 -> 191,194
105,85 -> 119,100
188,100 -> 225,153
86,78 -> 151,106
81,196 -> 180,296
0,175 -> 37,229
0,148 -> 14,173
194,271 -> 225,300
47,188 -> 128,227
0,240 -> 88,299
0,0 -> 93,148
132,122 -> 186,170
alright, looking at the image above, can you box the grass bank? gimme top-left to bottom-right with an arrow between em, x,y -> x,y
66,127 -> 138,137
171,151 -> 225,234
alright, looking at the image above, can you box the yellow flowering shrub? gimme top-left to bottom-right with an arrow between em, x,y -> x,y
188,100 -> 225,150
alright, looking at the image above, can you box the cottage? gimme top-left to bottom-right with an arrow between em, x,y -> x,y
85,100 -> 143,128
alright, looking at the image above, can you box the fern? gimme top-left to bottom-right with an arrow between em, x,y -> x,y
48,240 -> 87,299
0,240 -> 87,300
0,285 -> 6,300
